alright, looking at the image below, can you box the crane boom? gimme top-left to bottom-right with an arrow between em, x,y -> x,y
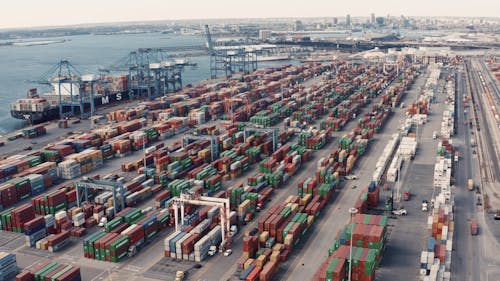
204,25 -> 214,54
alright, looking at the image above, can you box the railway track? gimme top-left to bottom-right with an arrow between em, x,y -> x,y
465,59 -> 500,209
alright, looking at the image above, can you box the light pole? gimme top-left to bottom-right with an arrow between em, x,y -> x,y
348,207 -> 358,281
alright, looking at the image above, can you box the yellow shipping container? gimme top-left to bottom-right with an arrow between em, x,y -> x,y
300,194 -> 312,206
290,203 -> 299,213
255,255 -> 267,268
285,195 -> 295,204
259,231 -> 269,243
307,215 -> 315,227
243,258 -> 254,269
71,208 -> 82,216
141,187 -> 152,195
272,243 -> 283,252
339,150 -> 347,160
449,221 -> 454,233
329,158 -> 335,166
238,200 -> 251,212
270,251 -> 280,263
284,234 -> 293,246
40,240 -> 48,250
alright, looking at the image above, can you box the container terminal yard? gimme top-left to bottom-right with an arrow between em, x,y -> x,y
1,21 -> 500,281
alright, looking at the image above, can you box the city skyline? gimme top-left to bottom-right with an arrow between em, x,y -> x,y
1,0 -> 499,29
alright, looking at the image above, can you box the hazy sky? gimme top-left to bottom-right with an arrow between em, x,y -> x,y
1,0 -> 498,29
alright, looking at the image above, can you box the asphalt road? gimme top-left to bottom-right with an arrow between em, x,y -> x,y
449,68 -> 479,281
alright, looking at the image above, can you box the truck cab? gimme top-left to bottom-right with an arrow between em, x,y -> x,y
229,225 -> 238,237
175,271 -> 186,281
392,208 -> 407,216
207,245 -> 217,256
243,212 -> 254,224
256,195 -> 265,211
98,217 -> 108,227
468,179 -> 474,191
422,200 -> 428,212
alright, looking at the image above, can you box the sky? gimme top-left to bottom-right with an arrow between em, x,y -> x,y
0,0 -> 498,29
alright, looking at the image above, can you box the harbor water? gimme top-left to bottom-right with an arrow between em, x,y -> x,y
0,32 -> 297,134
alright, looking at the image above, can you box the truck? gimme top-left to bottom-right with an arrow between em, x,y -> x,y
256,187 -> 273,211
422,200 -> 428,212
392,208 -> 407,216
468,179 -> 474,191
470,219 -> 478,235
403,187 -> 411,201
229,225 -> 238,237
470,137 -> 475,147
432,131 -> 438,139
175,271 -> 186,281
98,217 -> 108,227
207,245 -> 217,256
243,212 -> 254,224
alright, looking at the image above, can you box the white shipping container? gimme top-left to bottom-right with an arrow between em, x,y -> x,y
55,211 -> 67,221
420,251 -> 428,263
133,174 -> 147,183
427,252 -> 435,265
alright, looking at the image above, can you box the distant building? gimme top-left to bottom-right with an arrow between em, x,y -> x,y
371,13 -> 376,24
294,20 -> 303,31
259,30 -> 272,41
346,14 -> 351,27
376,17 -> 385,26
333,17 -> 338,25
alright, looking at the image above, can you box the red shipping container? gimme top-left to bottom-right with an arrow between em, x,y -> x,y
55,267 -> 81,281
15,270 -> 34,281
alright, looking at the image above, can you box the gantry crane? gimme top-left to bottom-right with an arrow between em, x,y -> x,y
244,126 -> 280,152
182,134 -> 219,162
101,48 -> 195,99
75,177 -> 126,215
33,60 -> 102,119
204,25 -> 259,78
172,192 -> 232,250
224,97 -> 252,122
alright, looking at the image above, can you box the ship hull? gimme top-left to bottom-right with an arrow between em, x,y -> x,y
10,91 -> 131,123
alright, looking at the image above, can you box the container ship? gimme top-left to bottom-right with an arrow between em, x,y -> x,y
10,75 -> 130,124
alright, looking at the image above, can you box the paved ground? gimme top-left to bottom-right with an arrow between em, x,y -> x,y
282,71 -> 428,281
187,69 -> 399,281
464,59 -> 500,281
7,61 -> 498,281
0,71 -> 330,281
352,66 -> 441,281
